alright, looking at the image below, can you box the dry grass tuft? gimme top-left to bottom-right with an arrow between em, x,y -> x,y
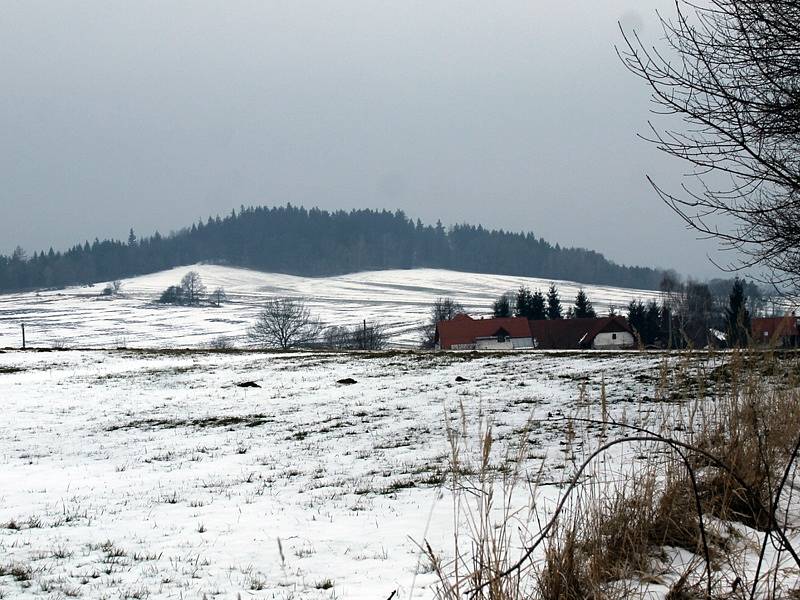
424,349 -> 800,599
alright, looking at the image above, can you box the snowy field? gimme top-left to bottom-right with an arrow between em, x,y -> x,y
0,265 -> 661,349
0,348 -> 679,599
1,270 -> 795,598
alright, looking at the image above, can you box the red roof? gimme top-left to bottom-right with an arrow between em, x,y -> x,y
436,315 -> 531,349
528,316 -> 633,350
751,315 -> 800,343
435,314 -> 634,350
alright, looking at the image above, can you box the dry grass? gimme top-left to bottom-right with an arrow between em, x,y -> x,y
424,349 -> 800,600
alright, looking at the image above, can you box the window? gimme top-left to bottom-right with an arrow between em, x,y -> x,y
612,333 -> 617,340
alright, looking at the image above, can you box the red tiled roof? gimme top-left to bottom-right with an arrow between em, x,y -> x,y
436,314 -> 634,350
436,315 -> 532,349
751,315 -> 800,342
528,316 -> 633,350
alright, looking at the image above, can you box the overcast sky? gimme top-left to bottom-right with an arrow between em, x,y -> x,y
1,1 -> 731,278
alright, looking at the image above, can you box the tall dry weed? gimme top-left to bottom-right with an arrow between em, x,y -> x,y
425,349 -> 800,599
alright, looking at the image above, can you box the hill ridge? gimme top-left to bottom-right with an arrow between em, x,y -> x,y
0,205 -> 665,293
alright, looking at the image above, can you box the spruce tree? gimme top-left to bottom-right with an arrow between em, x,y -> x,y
514,286 -> 533,318
529,290 -> 546,320
546,284 -> 562,319
726,278 -> 751,347
627,300 -> 646,344
660,302 -> 675,349
573,289 -> 596,318
644,300 -> 661,346
493,293 -> 512,318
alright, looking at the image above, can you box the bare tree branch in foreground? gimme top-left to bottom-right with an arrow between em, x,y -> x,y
619,0 -> 800,290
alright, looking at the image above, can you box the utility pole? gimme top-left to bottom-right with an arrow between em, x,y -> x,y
21,323 -> 26,349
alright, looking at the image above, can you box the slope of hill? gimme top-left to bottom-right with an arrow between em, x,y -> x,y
0,205 -> 666,293
0,265 -> 660,349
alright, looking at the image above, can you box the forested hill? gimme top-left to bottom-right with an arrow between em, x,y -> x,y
0,205 -> 665,292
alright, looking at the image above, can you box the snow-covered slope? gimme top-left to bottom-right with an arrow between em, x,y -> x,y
0,265 -> 661,348
0,349 -> 672,599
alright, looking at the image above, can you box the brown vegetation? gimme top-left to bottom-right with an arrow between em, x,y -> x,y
423,349 -> 800,599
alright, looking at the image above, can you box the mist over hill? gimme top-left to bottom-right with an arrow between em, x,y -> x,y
0,205 -> 665,293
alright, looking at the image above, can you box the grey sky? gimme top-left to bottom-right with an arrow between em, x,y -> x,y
1,1 -> 728,278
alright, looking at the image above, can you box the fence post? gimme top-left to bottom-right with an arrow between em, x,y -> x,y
21,323 -> 26,349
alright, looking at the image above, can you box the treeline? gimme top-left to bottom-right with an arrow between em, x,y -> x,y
0,205 -> 666,293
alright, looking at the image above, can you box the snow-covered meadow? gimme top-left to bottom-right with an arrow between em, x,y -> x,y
0,265 -> 661,349
0,347 -> 674,599
1,268 -> 796,599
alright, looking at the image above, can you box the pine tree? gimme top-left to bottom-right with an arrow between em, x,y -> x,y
644,300 -> 661,346
493,293 -> 512,318
514,286 -> 533,318
726,278 -> 751,347
573,289 -> 596,318
627,300 -> 646,345
660,302 -> 676,349
546,284 -> 562,319
128,228 -> 137,247
530,290 -> 547,320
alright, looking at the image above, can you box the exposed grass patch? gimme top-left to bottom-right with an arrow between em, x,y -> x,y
315,578 -> 334,589
249,574 -> 267,590
108,413 -> 274,431
0,562 -> 33,582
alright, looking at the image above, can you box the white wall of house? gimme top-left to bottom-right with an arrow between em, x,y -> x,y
451,343 -> 476,350
474,336 -> 533,350
475,338 -> 514,350
592,331 -> 635,349
512,337 -> 534,349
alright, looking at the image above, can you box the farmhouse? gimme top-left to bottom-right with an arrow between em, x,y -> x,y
528,315 -> 635,350
435,314 -> 636,350
751,314 -> 800,347
435,314 -> 534,350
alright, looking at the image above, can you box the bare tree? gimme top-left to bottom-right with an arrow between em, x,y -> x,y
180,271 -> 206,305
323,325 -> 351,350
351,321 -> 388,350
101,280 -> 122,297
210,287 -> 227,307
619,1 -> 800,289
420,297 -> 465,349
248,297 -> 322,349
659,272 -> 718,347
322,321 -> 388,350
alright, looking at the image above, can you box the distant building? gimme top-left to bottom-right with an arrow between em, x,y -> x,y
435,314 -> 635,350
435,314 -> 534,350
751,314 -> 800,347
528,316 -> 635,350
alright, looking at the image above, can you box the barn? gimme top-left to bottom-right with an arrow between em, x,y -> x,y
435,314 -> 534,350
751,314 -> 800,347
435,313 -> 635,350
528,316 -> 635,350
